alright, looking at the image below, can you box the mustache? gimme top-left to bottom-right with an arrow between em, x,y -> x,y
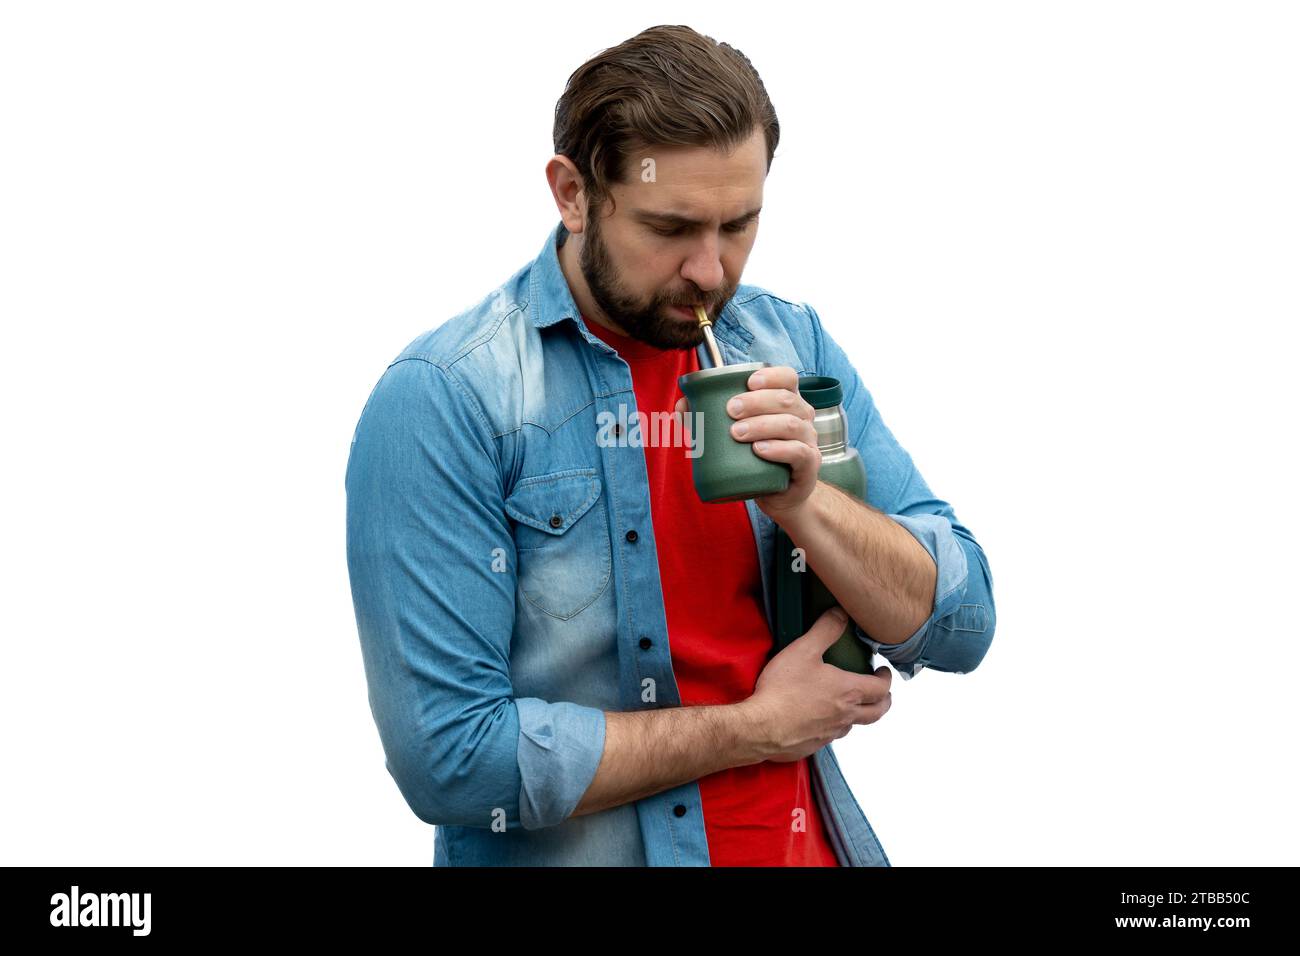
667,294 -> 730,310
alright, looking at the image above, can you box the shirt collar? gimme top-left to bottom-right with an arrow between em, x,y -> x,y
529,220 -> 583,331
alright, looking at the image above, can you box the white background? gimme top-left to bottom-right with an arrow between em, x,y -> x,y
2,1 -> 1296,866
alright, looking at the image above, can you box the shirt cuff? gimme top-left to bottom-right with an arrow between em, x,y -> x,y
515,697 -> 607,830
853,512 -> 968,680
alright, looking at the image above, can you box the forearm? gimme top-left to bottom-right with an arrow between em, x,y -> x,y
571,701 -> 765,817
779,480 -> 937,645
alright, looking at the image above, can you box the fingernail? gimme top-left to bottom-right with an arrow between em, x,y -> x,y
727,398 -> 742,415
733,422 -> 749,437
751,373 -> 766,388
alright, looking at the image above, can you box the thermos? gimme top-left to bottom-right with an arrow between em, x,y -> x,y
772,375 -> 874,673
677,361 -> 874,674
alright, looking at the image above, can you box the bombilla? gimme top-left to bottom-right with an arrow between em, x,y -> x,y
694,306 -> 725,368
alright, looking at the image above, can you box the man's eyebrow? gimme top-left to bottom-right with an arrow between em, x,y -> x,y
632,206 -> 763,228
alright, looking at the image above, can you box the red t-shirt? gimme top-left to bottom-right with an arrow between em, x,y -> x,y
584,315 -> 841,867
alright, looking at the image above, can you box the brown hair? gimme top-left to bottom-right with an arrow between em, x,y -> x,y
552,24 -> 780,216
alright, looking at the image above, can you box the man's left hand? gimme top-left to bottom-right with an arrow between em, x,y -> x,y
674,365 -> 820,522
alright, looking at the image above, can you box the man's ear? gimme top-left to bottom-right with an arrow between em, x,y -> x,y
546,154 -> 588,235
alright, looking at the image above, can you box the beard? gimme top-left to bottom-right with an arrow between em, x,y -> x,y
578,205 -> 738,351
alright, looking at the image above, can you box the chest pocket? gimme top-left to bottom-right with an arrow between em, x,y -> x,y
504,468 -> 612,620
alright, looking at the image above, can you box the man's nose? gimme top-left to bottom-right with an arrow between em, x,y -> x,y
679,234 -> 724,292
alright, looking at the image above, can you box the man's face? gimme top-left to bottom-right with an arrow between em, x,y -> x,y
577,127 -> 766,350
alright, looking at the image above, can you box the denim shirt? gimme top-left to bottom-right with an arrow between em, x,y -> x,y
344,219 -> 997,866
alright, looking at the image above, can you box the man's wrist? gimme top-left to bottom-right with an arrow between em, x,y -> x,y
729,698 -> 776,766
762,479 -> 827,538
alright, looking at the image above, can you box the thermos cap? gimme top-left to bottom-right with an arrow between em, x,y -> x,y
797,375 -> 843,409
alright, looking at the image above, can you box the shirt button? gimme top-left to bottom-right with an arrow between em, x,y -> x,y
638,636 -> 652,650
673,804 -> 687,817
625,529 -> 638,543
549,514 -> 563,528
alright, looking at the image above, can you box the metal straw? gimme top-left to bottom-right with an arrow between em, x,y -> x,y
694,306 -> 725,368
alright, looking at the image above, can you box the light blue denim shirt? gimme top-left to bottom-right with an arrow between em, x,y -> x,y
344,219 -> 996,866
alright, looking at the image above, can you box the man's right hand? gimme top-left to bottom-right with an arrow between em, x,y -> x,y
740,605 -> 894,764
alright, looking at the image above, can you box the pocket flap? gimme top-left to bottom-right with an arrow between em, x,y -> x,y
504,469 -> 603,536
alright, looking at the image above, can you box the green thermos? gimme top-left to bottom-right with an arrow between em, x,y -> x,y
772,375 -> 874,673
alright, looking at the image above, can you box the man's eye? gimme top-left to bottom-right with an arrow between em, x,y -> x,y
653,221 -> 753,238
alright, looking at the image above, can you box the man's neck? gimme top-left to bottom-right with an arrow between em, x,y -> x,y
557,228 -> 630,337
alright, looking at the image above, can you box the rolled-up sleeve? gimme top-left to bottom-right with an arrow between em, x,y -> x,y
804,303 -> 997,680
345,356 -> 606,829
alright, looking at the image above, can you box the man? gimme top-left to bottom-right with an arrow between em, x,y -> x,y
345,25 -> 996,866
